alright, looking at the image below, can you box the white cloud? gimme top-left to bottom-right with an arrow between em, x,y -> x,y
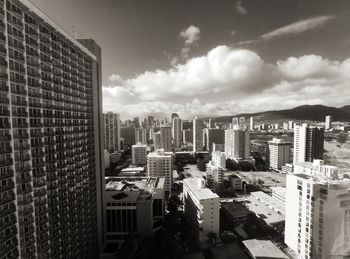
261,15 -> 334,41
236,1 -> 248,15
179,25 -> 201,60
237,15 -> 334,46
103,45 -> 350,119
179,25 -> 200,46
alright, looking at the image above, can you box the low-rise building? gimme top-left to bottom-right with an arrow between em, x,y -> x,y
104,177 -> 165,243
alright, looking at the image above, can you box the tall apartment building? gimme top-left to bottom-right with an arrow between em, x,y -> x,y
294,124 -> 324,163
135,127 -> 147,144
183,178 -> 220,243
208,118 -> 214,129
225,129 -> 251,162
182,129 -> 193,144
147,115 -> 154,128
0,1 -> 103,258
131,143 -> 147,165
249,116 -> 254,131
203,128 -> 225,152
120,126 -> 135,148
153,132 -> 161,150
103,112 -> 120,152
147,149 -> 173,194
268,138 -> 291,171
206,151 -> 226,192
285,168 -> 350,259
172,117 -> 182,149
160,126 -> 172,152
325,115 -> 332,130
193,117 -> 203,152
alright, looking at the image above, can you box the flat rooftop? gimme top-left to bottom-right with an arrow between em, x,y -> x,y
251,191 -> 285,215
120,167 -> 144,172
105,177 -> 164,191
184,178 -> 219,200
243,239 -> 289,259
233,196 -> 284,226
210,243 -> 249,259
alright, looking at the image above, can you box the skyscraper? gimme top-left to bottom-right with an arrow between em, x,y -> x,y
103,112 -> 120,152
224,129 -> 250,161
131,143 -> 147,165
249,116 -> 254,131
172,117 -> 182,149
147,115 -> 154,128
208,118 -> 215,129
135,127 -> 147,144
160,126 -> 172,152
293,124 -> 324,163
120,126 -> 136,147
203,128 -> 225,152
0,1 -> 103,257
193,117 -> 203,152
268,138 -> 291,171
153,132 -> 161,150
325,115 -> 332,130
285,164 -> 350,259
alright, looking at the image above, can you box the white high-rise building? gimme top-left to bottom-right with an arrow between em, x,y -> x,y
147,149 -> 173,194
250,117 -> 254,131
225,129 -> 250,161
172,117 -> 182,148
288,121 -> 295,130
193,117 -> 203,152
183,178 -> 220,243
232,117 -> 239,128
268,138 -> 291,171
285,167 -> 350,259
208,118 -> 215,129
294,124 -> 324,163
325,115 -> 332,130
104,112 -> 121,152
135,128 -> 147,144
131,143 -> 147,165
211,151 -> 226,168
160,126 -> 172,152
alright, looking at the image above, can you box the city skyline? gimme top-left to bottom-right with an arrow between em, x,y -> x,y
30,0 -> 350,119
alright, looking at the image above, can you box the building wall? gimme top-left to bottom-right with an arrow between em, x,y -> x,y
225,129 -> 250,160
147,150 -> 173,193
0,1 -> 102,257
131,144 -> 147,165
172,117 -> 182,148
193,118 -> 203,152
268,139 -> 291,170
103,112 -> 120,153
120,127 -> 136,147
160,126 -> 172,152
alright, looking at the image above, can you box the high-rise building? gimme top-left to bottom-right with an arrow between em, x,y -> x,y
224,129 -> 250,161
325,115 -> 332,130
203,128 -> 225,152
133,117 -> 140,128
288,120 -> 295,130
120,126 -> 136,148
147,149 -> 173,194
147,115 -> 154,128
153,132 -> 161,150
172,117 -> 182,148
131,143 -> 147,165
160,126 -> 172,152
239,116 -> 246,128
182,129 -> 193,144
208,118 -> 215,129
293,123 -> 324,163
232,117 -> 239,128
285,165 -> 350,259
183,178 -> 220,243
0,1 -> 103,257
249,117 -> 254,131
268,138 -> 291,171
135,128 -> 147,144
103,112 -> 120,152
193,117 -> 203,152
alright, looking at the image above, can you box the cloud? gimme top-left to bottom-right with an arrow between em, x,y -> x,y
237,15 -> 334,46
179,25 -> 200,45
179,25 -> 201,60
260,15 -> 334,41
236,1 -> 248,15
103,45 -> 350,119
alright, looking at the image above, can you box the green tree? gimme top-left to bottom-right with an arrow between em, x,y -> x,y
206,231 -> 219,244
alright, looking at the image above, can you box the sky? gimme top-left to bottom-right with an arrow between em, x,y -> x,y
31,0 -> 350,119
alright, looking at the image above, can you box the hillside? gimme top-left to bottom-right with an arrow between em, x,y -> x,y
210,105 -> 350,123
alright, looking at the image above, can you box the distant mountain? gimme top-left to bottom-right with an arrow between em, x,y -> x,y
210,105 -> 350,123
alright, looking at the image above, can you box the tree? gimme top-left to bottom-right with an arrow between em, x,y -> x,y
337,133 -> 348,144
206,231 -> 219,244
226,158 -> 238,171
167,195 -> 183,215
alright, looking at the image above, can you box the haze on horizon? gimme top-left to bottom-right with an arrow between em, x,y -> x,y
31,0 -> 350,119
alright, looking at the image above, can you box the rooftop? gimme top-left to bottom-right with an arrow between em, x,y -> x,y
243,239 -> 289,259
210,243 -> 249,259
184,178 -> 219,200
105,177 -> 164,192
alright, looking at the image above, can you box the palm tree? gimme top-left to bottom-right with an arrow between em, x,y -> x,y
206,231 -> 219,244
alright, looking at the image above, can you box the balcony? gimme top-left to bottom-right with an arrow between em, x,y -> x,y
0,158 -> 13,167
0,169 -> 14,180
0,179 -> 14,192
0,146 -> 12,154
13,132 -> 29,139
